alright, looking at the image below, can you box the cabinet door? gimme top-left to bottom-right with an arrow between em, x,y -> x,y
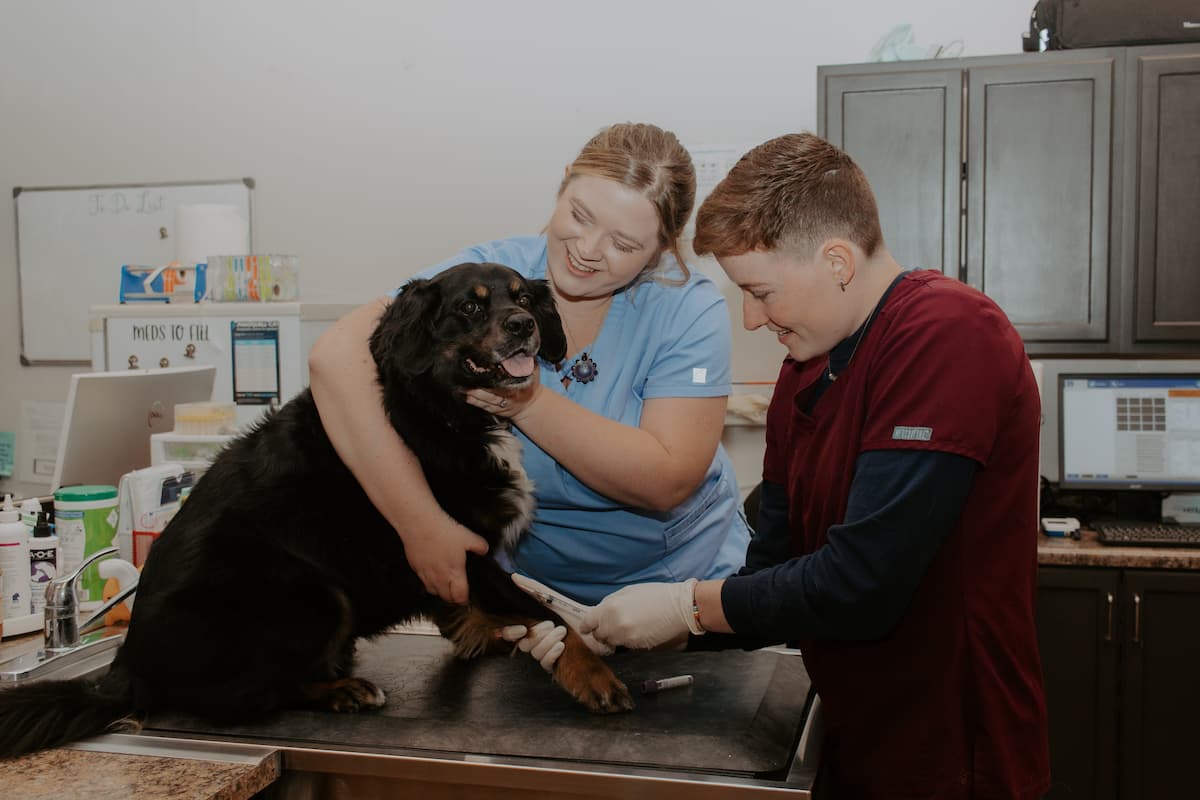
1119,570 -> 1200,800
820,67 -> 962,276
1036,566 -> 1119,800
1127,47 -> 1200,345
965,57 -> 1117,345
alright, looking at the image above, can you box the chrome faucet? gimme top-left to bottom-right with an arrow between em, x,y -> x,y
0,547 -> 137,684
44,547 -> 138,652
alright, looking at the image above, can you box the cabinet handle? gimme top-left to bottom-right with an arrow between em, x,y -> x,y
1132,593 -> 1142,645
1104,592 -> 1114,642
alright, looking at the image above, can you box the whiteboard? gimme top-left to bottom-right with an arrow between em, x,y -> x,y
14,179 -> 254,364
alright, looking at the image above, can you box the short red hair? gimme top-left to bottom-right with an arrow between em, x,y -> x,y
693,133 -> 883,260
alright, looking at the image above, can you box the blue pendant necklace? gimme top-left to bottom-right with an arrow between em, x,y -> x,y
563,352 -> 598,384
556,296 -> 607,386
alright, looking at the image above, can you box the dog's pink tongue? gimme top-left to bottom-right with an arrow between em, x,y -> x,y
501,354 -> 535,378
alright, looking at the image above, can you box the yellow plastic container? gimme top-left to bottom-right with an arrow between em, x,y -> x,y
174,402 -> 237,435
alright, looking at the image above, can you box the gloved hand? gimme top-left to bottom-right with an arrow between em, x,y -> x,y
499,621 -> 566,672
510,573 -> 613,656
580,578 -> 704,650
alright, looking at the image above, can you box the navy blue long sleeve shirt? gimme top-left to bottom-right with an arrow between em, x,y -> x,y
698,448 -> 976,650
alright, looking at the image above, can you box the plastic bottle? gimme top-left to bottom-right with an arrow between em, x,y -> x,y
53,485 -> 119,605
28,512 -> 60,617
19,496 -> 43,532
0,494 -> 32,618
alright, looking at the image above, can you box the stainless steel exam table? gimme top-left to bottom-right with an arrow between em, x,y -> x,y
130,631 -> 820,798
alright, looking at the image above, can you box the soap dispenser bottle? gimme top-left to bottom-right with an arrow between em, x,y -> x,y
0,494 -> 32,618
29,512 -> 59,617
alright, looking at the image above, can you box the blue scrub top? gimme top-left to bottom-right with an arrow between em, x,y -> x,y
406,235 -> 750,604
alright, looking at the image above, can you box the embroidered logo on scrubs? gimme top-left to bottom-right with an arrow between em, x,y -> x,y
893,425 -> 933,441
692,368 -> 707,384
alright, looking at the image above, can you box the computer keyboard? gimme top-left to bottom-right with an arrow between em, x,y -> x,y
1093,520 -> 1200,547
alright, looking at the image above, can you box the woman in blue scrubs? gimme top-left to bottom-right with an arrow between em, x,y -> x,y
309,122 -> 750,617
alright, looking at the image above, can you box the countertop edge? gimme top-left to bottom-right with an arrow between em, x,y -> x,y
2,733 -> 280,800
1037,529 -> 1200,569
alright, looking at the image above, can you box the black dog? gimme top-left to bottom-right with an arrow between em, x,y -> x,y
0,262 -> 634,759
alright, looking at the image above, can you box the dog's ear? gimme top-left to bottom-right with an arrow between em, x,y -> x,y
370,278 -> 441,376
529,279 -> 567,365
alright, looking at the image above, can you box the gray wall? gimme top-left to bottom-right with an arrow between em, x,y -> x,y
0,0 -> 1038,488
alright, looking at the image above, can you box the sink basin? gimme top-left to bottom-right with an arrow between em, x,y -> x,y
0,630 -> 124,685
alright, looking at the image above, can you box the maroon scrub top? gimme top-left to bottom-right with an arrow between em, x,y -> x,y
765,270 -> 1050,799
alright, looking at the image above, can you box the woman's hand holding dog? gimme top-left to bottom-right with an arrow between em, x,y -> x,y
466,371 -> 544,420
405,516 -> 490,604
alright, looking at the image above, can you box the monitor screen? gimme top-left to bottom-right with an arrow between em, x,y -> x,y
51,366 -> 217,491
1058,374 -> 1200,491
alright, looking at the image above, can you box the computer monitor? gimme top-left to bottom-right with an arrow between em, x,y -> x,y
1058,373 -> 1200,492
51,366 -> 217,491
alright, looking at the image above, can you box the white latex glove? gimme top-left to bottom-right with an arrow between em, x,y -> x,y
499,621 -> 567,672
511,573 -> 614,656
579,578 -> 704,650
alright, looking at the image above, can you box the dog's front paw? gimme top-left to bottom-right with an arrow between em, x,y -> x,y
560,668 -> 635,714
553,637 -> 634,714
304,677 -> 387,713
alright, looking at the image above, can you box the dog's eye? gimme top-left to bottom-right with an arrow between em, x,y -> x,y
459,300 -> 481,316
516,295 -> 531,308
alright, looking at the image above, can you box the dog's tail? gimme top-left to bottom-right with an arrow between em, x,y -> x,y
0,663 -> 135,760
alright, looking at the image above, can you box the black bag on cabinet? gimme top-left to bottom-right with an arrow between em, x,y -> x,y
1024,0 -> 1200,50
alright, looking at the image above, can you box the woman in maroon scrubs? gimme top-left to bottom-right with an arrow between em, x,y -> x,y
571,133 -> 1051,799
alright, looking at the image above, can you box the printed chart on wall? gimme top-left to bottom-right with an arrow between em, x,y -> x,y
231,321 -> 281,407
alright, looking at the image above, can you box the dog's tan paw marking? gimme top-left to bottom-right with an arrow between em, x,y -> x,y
549,632 -> 635,714
318,678 -> 387,713
556,671 -> 638,714
575,673 -> 635,714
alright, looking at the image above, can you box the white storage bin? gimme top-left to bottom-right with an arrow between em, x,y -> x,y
150,432 -> 236,473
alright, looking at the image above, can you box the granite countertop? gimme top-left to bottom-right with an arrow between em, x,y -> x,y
5,740 -> 279,800
1038,527 -> 1200,569
0,630 -> 279,800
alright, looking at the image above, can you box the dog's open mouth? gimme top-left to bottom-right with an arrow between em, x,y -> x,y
464,350 -> 536,381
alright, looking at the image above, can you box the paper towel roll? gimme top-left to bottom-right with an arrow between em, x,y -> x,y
174,204 -> 248,266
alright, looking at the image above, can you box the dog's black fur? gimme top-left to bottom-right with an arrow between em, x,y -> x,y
0,262 -> 633,760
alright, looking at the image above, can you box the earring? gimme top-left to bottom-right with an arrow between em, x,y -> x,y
839,280 -> 846,293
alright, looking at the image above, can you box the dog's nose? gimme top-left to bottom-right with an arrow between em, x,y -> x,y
504,312 -> 536,338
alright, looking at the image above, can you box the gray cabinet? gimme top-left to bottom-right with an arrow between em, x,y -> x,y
1036,567 -> 1118,798
965,58 -> 1115,345
1122,45 -> 1200,350
1038,566 -> 1200,799
821,44 -> 1200,356
1118,569 -> 1200,799
819,69 -> 962,276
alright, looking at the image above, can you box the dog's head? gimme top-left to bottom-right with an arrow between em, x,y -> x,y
371,262 -> 567,400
